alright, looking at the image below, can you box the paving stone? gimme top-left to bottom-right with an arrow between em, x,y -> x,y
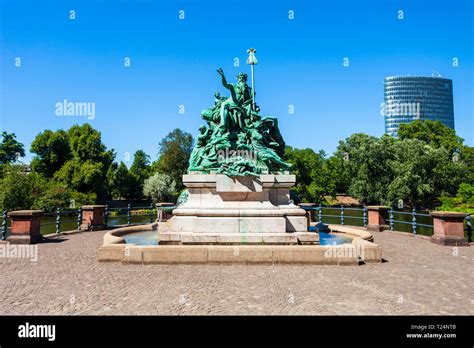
0,230 -> 473,314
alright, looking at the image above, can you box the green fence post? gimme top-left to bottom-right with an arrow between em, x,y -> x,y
55,208 -> 61,234
466,214 -> 472,243
389,207 -> 394,231
412,208 -> 417,234
340,205 -> 344,225
104,205 -> 108,227
1,210 -> 7,240
77,207 -> 82,231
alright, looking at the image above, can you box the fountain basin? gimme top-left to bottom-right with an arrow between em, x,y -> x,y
98,223 -> 382,265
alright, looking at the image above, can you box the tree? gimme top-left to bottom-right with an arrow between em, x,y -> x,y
460,146 -> 474,185
438,183 -> 474,213
153,129 -> 193,191
30,129 -> 71,177
335,134 -> 396,205
109,162 -> 134,200
398,120 -> 464,155
129,150 -> 151,199
0,163 -> 96,212
0,164 -> 45,211
284,146 -> 336,203
143,172 -> 176,203
325,153 -> 351,194
386,139 -> 454,208
53,124 -> 115,199
334,132 -> 467,209
0,132 -> 25,166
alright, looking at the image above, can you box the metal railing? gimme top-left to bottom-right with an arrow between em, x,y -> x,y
303,204 -> 368,227
0,203 -> 178,238
300,204 -> 473,240
104,203 -> 156,227
387,207 -> 432,235
1,204 -> 471,242
40,208 -> 83,234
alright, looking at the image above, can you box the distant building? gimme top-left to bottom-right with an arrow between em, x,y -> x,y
384,76 -> 454,136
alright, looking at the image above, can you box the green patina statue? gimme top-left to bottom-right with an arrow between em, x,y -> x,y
188,49 -> 291,176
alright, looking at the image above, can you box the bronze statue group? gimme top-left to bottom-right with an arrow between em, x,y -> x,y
188,68 -> 292,176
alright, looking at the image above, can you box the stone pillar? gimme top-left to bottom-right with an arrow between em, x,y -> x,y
366,206 -> 389,232
299,203 -> 317,228
156,203 -> 175,222
7,210 -> 44,244
430,211 -> 469,246
81,205 -> 106,231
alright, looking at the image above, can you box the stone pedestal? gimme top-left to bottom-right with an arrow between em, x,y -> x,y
366,206 -> 389,232
156,203 -> 175,222
161,174 -> 308,244
430,211 -> 469,246
6,210 -> 44,244
81,205 -> 106,231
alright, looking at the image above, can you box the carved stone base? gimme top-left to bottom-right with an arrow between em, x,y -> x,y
162,174 -> 308,240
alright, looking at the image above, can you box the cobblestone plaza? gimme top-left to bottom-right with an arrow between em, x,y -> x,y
1,230 -> 473,315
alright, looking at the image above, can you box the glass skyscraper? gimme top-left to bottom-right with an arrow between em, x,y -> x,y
384,76 -> 454,136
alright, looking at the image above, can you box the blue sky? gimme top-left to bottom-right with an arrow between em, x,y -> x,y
1,0 -> 473,165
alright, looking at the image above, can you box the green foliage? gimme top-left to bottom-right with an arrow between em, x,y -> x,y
68,124 -> 110,161
129,150 -> 151,199
0,164 -> 45,211
460,146 -> 474,184
438,183 -> 474,213
398,120 -> 464,155
0,132 -> 25,175
335,134 -> 395,205
0,163 -> 97,212
152,129 -> 193,191
50,124 -> 115,199
325,155 -> 351,194
284,146 -> 336,203
335,131 -> 468,209
386,139 -> 463,208
108,162 -> 134,199
32,181 -> 72,211
55,159 -> 104,194
69,190 -> 97,208
30,129 -> 71,177
143,172 -> 177,203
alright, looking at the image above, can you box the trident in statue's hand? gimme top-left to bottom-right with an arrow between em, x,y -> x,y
246,48 -> 258,110
246,48 -> 258,65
